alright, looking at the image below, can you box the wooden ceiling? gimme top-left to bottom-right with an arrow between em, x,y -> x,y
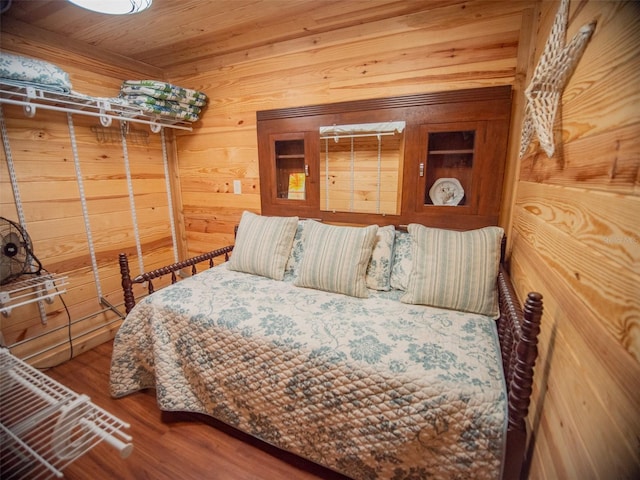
0,0 -> 451,71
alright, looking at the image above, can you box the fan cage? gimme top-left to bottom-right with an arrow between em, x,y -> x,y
0,217 -> 43,286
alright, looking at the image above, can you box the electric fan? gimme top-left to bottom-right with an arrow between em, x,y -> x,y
0,216 -> 42,285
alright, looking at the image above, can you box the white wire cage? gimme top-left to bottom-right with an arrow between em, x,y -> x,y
0,348 -> 133,479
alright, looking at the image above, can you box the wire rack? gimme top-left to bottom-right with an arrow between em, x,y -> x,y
0,349 -> 133,479
0,274 -> 69,318
0,81 -> 193,132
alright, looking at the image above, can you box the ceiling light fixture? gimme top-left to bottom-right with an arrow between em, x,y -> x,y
67,0 -> 152,15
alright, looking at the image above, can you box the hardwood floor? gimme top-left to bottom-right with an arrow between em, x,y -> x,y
44,341 -> 350,480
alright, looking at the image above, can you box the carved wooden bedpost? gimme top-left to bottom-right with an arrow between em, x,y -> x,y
508,292 -> 543,431
503,291 -> 543,480
119,253 -> 136,314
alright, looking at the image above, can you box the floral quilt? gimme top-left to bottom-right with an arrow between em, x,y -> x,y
110,265 -> 507,479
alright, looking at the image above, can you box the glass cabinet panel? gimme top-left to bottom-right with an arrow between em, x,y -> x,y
420,127 -> 476,207
275,138 -> 306,200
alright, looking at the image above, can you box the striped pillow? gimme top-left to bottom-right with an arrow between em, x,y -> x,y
294,221 -> 378,298
401,225 -> 504,317
228,211 -> 298,280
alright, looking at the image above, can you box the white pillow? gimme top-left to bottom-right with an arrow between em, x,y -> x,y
294,221 -> 378,298
228,211 -> 298,280
401,225 -> 504,317
365,225 -> 396,291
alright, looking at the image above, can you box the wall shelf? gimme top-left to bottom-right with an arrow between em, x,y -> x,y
0,274 -> 69,318
0,81 -> 193,132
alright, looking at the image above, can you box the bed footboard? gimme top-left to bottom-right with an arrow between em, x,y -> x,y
497,265 -> 543,480
119,245 -> 234,314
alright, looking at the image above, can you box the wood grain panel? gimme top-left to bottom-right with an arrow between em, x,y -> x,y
191,28 -> 517,93
170,1 -> 528,77
181,191 -> 261,210
184,231 -> 237,259
499,5 -> 536,236
0,17 -> 163,81
559,2 -> 640,133
509,233 -> 640,479
1,239 -> 175,331
509,2 -> 640,478
512,201 -> 639,359
516,181 -> 639,268
152,1 -> 437,70
520,123 -> 640,193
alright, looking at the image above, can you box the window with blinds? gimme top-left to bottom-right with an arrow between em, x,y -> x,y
319,122 -> 405,215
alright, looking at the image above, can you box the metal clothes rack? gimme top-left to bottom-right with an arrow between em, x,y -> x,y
0,81 -> 193,132
0,274 -> 69,318
0,348 -> 133,479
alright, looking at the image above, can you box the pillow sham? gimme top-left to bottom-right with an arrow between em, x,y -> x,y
294,221 -> 378,298
365,225 -> 396,291
389,230 -> 413,291
401,225 -> 504,317
283,219 -> 309,280
228,211 -> 298,280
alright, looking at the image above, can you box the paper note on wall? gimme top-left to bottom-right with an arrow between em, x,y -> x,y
288,172 -> 305,200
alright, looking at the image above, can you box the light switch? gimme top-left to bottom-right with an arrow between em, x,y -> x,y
233,180 -> 242,194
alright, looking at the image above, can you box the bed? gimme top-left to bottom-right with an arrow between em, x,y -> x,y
110,213 -> 543,480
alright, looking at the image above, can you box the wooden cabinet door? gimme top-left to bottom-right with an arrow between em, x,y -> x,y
415,122 -> 484,215
409,119 -> 507,229
259,130 -> 319,217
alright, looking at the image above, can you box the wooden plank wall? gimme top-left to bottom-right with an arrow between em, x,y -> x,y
510,1 -> 640,478
0,32 -> 182,366
165,0 -> 534,256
